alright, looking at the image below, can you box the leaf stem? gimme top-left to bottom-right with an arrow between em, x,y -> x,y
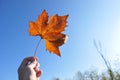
34,38 -> 42,57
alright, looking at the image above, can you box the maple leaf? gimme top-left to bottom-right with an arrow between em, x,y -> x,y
28,10 -> 68,56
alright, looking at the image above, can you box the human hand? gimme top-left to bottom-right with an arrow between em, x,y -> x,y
18,57 -> 42,80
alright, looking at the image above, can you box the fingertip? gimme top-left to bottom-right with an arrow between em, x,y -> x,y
37,62 -> 40,67
28,59 -> 37,68
33,56 -> 38,61
36,70 -> 42,77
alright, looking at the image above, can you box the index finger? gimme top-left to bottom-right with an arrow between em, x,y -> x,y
20,56 -> 38,67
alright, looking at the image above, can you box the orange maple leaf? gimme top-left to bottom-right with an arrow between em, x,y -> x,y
28,10 -> 68,56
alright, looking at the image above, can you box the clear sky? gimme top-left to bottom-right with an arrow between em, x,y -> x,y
0,0 -> 120,80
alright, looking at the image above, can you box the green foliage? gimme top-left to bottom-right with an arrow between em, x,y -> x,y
52,41 -> 120,80
53,77 -> 60,80
53,68 -> 120,80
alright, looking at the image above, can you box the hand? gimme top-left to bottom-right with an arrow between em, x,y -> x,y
18,57 -> 42,80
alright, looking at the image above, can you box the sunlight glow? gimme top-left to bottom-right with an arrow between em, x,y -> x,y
106,19 -> 120,67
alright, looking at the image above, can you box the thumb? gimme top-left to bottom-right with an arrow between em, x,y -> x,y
29,59 -> 37,68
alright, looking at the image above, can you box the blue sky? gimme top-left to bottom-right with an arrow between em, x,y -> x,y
0,0 -> 120,80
